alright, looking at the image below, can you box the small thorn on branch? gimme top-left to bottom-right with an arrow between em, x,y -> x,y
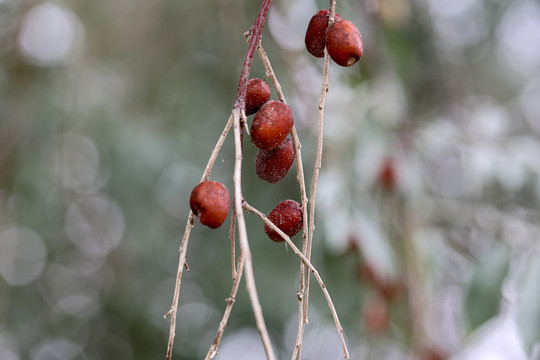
164,307 -> 174,319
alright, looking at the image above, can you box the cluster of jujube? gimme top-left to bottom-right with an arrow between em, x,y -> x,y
246,82 -> 296,185
245,79 -> 302,242
305,9 -> 363,67
188,11 -> 362,241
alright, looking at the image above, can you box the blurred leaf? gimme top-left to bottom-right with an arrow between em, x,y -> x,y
465,246 -> 510,332
517,256 -> 540,353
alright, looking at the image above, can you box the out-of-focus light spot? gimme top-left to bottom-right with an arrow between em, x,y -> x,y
218,329 -> 267,360
51,133 -> 102,194
0,226 -> 47,286
56,295 -> 100,318
427,0 -> 477,18
505,137 -> 540,177
177,302 -> 219,330
65,195 -> 125,257
268,0 -> 317,51
156,163 -> 201,220
429,154 -> 470,198
175,300 -> 220,356
30,339 -> 85,360
465,97 -> 510,140
74,63 -> 128,113
520,77 -> 540,133
62,251 -> 106,277
467,143 -> 499,190
0,331 -> 20,360
495,149 -> 526,192
17,3 -> 84,66
453,314 -> 527,360
296,325 -> 344,359
498,1 -> 540,76
379,0 -> 411,28
428,0 -> 488,49
45,263 -> 103,318
418,119 -> 460,155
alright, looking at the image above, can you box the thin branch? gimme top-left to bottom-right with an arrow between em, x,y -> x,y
232,108 -> 277,360
257,42 -> 285,102
205,254 -> 246,359
166,0 -> 273,356
243,201 -> 350,359
164,212 -> 194,360
165,114 -> 234,360
229,211 -> 237,280
255,41 -> 311,360
302,0 -> 337,346
290,125 -> 310,360
234,0 -> 273,110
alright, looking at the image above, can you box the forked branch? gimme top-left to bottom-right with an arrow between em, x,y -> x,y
232,109 -> 276,359
165,115 -> 234,360
243,201 -> 350,359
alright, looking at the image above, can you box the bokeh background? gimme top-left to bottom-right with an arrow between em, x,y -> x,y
1,0 -> 540,359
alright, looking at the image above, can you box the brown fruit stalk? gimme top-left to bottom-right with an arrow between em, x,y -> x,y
255,137 -> 295,183
250,100 -> 294,151
325,19 -> 363,67
264,200 -> 303,242
305,9 -> 343,58
245,78 -> 271,116
189,181 -> 230,229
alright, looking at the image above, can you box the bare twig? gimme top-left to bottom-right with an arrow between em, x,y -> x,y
166,0 -> 273,356
243,201 -> 350,359
234,0 -> 272,110
229,211 -> 237,280
256,41 -> 312,360
232,108 -> 277,360
165,115 -> 234,360
300,2 -> 338,355
205,254 -> 246,359
164,212 -> 194,360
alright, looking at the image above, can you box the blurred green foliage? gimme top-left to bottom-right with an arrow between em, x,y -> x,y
1,0 -> 540,359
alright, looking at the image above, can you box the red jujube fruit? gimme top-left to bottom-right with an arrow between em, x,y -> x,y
245,78 -> 271,116
189,181 -> 230,229
305,9 -> 343,58
255,137 -> 295,183
250,100 -> 294,151
325,19 -> 363,67
264,200 -> 303,242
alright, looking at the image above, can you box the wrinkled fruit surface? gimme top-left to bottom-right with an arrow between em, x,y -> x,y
255,137 -> 295,183
245,78 -> 271,116
326,19 -> 363,67
251,100 -> 294,151
189,181 -> 230,229
305,9 -> 343,58
264,200 -> 303,242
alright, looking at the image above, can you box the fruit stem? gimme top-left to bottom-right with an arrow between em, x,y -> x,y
233,0 -> 272,111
